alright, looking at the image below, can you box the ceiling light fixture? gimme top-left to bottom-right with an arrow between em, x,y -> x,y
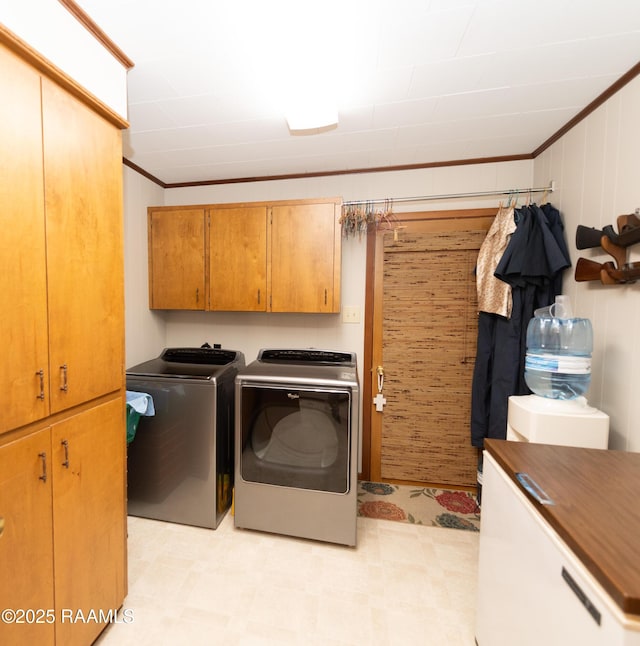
285,101 -> 338,134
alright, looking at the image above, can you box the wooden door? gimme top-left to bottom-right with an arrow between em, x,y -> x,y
210,206 -> 268,311
0,429 -> 55,646
0,44 -> 50,432
148,208 -> 207,310
367,210 -> 495,487
52,398 -> 126,646
42,78 -> 124,413
270,201 -> 341,312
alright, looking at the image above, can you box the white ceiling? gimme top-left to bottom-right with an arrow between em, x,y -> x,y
76,0 -> 640,186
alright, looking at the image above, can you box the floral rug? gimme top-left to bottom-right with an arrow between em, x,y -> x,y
357,481 -> 481,532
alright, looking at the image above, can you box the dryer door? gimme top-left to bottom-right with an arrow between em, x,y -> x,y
239,385 -> 352,493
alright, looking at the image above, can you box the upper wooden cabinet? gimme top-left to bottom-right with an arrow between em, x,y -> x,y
148,208 -> 207,310
148,198 -> 342,313
270,202 -> 341,313
209,205 -> 268,311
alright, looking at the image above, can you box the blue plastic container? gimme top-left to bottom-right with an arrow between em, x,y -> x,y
524,298 -> 593,400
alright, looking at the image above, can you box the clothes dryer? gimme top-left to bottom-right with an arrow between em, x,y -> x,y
235,349 -> 359,546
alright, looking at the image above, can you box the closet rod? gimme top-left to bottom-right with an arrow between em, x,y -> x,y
343,180 -> 555,207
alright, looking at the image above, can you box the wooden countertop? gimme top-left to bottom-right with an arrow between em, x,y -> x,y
485,439 -> 640,615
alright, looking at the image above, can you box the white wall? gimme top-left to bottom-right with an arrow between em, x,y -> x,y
123,167 -> 166,367
533,75 -> 640,452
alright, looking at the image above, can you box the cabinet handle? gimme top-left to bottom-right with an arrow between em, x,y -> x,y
324,289 -> 328,305
38,452 -> 47,483
196,287 -> 199,303
36,369 -> 45,400
257,289 -> 261,304
0,517 -> 4,538
61,439 -> 70,469
60,364 -> 68,392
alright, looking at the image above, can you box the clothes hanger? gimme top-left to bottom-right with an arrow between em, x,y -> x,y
540,188 -> 549,205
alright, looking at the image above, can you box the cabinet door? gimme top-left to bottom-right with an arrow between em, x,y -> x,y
0,44 -> 49,432
0,429 -> 55,646
270,202 -> 341,312
52,398 -> 126,646
42,79 -> 124,413
209,206 -> 267,311
148,209 -> 206,309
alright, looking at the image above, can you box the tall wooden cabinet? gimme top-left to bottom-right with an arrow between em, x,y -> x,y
0,38 -> 127,646
148,198 -> 342,313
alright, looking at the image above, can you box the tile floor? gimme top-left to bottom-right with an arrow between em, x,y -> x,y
95,513 -> 479,646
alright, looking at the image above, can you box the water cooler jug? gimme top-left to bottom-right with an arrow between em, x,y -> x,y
524,295 -> 593,400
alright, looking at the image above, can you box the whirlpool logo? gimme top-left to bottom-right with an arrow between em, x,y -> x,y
287,392 -> 300,399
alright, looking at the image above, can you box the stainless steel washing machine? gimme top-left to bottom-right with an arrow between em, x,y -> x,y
126,346 -> 244,529
234,349 -> 359,546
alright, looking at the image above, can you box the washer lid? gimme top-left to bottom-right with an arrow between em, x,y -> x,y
161,347 -> 238,365
126,347 -> 243,379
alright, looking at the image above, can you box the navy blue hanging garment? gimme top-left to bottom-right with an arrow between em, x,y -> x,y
470,203 -> 571,448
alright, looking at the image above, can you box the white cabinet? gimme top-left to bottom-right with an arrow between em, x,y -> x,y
476,451 -> 640,646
